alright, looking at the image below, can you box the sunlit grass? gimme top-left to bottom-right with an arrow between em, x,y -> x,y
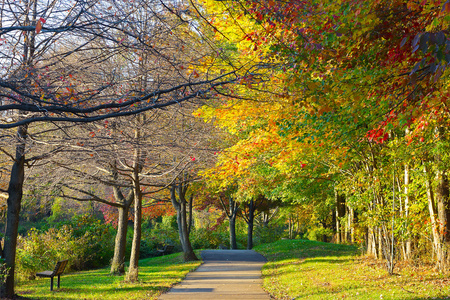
255,239 -> 450,300
16,253 -> 201,300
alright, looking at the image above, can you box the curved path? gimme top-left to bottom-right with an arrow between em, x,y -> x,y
158,250 -> 271,300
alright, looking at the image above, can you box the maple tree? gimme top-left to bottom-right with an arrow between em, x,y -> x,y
195,0 -> 450,271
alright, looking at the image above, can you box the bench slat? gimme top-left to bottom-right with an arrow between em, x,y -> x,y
36,271 -> 54,277
36,260 -> 68,291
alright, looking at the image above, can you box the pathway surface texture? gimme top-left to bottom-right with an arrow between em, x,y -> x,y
158,249 -> 271,300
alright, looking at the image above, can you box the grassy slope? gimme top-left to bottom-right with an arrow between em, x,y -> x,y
255,239 -> 450,300
16,253 -> 201,300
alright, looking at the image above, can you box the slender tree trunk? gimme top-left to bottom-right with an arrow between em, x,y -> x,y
348,207 -> 354,243
1,124 -> 27,298
246,199 -> 255,250
332,209 -> 336,232
436,169 -> 450,267
377,227 -> 383,259
424,164 -> 445,270
436,171 -> 450,239
229,216 -> 237,249
335,190 -> 346,244
367,227 -> 378,258
188,195 -> 194,235
170,183 -> 198,261
247,220 -> 254,249
404,163 -> 412,260
127,183 -> 142,281
288,216 -> 293,239
126,126 -> 143,282
229,197 -> 239,249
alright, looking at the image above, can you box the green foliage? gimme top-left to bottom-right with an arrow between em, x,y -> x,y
305,227 -> 334,242
70,214 -> 115,269
146,215 -> 179,248
255,220 -> 286,245
0,257 -> 9,285
46,198 -> 72,224
16,214 -> 115,280
16,226 -> 85,280
190,226 -> 229,249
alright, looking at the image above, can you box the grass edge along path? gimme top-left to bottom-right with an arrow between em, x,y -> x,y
15,252 -> 202,300
255,239 -> 450,300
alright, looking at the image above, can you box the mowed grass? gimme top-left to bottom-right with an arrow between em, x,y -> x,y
15,253 -> 201,300
255,239 -> 450,300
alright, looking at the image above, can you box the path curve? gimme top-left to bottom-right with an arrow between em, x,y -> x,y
158,250 -> 271,300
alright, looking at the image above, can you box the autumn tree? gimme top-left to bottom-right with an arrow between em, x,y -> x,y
195,0 -> 450,271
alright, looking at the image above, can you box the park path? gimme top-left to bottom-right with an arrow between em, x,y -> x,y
158,250 -> 271,300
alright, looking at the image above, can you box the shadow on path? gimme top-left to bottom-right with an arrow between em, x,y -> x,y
158,250 -> 270,300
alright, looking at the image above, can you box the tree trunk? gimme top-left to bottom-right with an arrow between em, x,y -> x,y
246,199 -> 255,250
110,191 -> 132,275
1,124 -> 27,298
170,183 -> 198,261
403,163 -> 412,260
229,216 -> 237,249
335,190 -> 346,244
188,194 -> 194,235
424,164 -> 445,270
127,185 -> 142,281
126,126 -> 143,282
436,169 -> 450,269
228,197 -> 239,249
111,205 -> 129,275
347,207 -> 354,243
437,170 -> 450,242
367,226 -> 378,258
288,216 -> 293,239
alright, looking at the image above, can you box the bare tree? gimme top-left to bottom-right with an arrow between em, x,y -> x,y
0,0 -> 237,128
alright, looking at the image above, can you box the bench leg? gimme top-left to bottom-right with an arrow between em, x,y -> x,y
57,275 -> 61,289
50,277 -> 54,291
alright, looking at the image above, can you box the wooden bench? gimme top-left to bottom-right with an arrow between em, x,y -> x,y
36,260 -> 68,291
157,245 -> 174,256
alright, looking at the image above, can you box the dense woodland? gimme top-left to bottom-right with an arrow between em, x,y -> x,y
1,0 -> 450,298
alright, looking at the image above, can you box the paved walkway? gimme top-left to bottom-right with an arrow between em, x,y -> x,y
158,250 -> 271,300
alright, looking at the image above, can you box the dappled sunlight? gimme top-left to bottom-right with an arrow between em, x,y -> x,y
255,239 -> 450,299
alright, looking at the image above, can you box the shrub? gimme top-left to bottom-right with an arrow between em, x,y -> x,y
146,216 -> 179,246
69,214 -> 115,269
16,226 -> 85,280
255,222 -> 285,245
306,227 -> 334,242
16,214 -> 115,280
190,225 -> 229,249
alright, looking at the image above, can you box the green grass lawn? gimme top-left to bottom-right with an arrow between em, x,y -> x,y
15,253 -> 201,300
255,239 -> 450,300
